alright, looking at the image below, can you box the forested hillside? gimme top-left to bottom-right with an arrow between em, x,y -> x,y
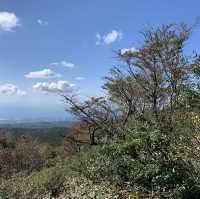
0,127 -> 69,146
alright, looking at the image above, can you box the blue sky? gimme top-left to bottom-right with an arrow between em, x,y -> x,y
0,0 -> 200,122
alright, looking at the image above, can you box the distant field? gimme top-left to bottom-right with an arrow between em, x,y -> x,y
0,121 -> 74,146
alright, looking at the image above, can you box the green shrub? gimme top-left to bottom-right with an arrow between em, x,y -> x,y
0,165 -> 69,199
1,125 -> 200,198
68,126 -> 200,198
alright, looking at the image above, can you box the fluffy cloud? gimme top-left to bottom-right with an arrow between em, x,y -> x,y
120,47 -> 138,55
37,19 -> 48,26
25,69 -> 61,79
0,12 -> 20,31
96,30 -> 122,45
74,76 -> 85,81
51,61 -> 75,68
104,30 -> 122,44
33,80 -> 75,93
0,84 -> 26,96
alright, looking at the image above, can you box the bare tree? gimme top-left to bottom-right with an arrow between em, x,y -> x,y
118,24 -> 191,128
63,95 -> 124,145
63,23 -> 193,140
103,67 -> 146,125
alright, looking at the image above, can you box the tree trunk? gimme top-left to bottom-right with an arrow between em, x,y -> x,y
89,127 -> 96,145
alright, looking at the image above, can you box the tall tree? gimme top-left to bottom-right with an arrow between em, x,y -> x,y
118,24 -> 191,128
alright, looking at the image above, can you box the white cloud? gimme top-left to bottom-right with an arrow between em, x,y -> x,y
33,80 -> 75,93
0,84 -> 17,94
0,12 -> 20,31
74,76 -> 85,81
120,47 -> 138,55
25,69 -> 61,79
16,90 -> 27,96
104,30 -> 122,44
0,84 -> 26,96
51,61 -> 75,68
96,30 -> 122,45
37,19 -> 48,26
96,33 -> 102,45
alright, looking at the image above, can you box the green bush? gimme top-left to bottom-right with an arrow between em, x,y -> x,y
0,165 -> 69,199
1,124 -> 200,198
68,125 -> 200,198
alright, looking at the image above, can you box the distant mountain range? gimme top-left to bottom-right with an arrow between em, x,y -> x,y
0,120 -> 77,146
0,120 -> 75,129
